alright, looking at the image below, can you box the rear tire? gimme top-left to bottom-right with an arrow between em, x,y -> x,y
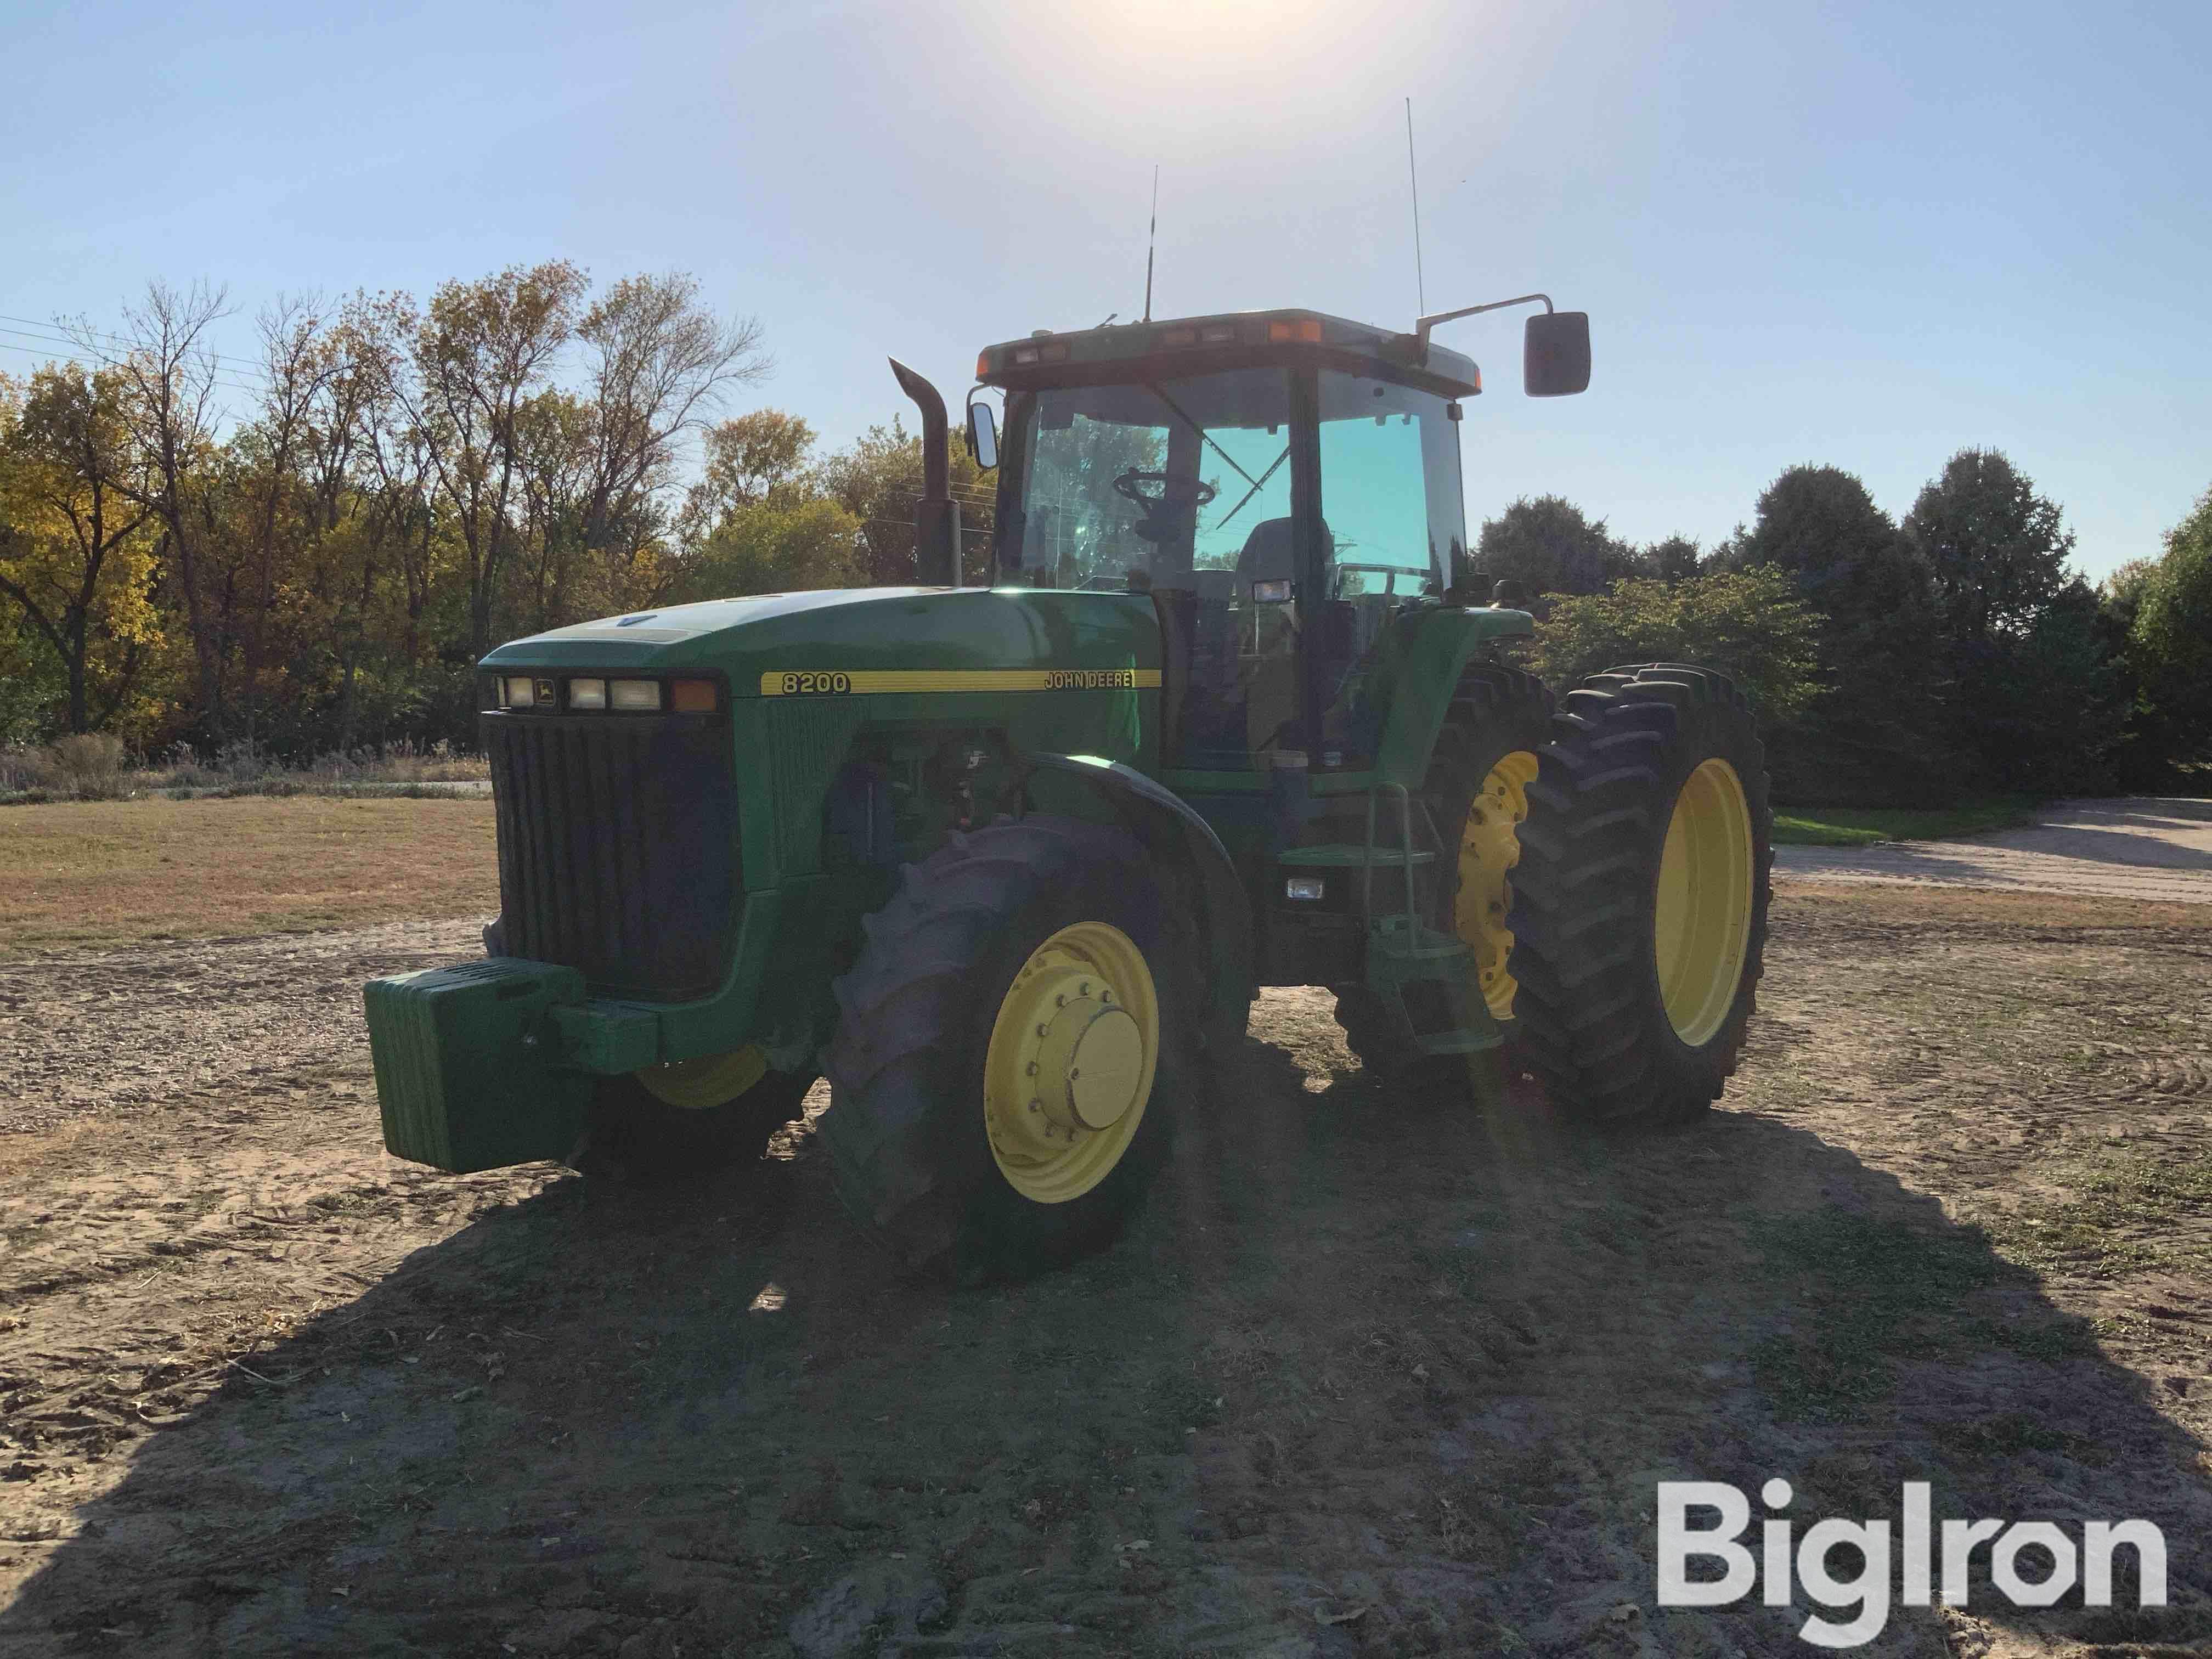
820,816 -> 1183,1282
1333,662 -> 1554,1087
1506,663 -> 1772,1126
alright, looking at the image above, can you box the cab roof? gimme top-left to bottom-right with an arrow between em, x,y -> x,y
975,307 -> 1481,401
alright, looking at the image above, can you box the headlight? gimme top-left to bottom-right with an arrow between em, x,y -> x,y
610,679 -> 662,712
505,676 -> 537,707
567,678 -> 607,710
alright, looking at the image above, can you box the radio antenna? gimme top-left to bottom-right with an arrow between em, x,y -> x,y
1405,98 -> 1426,314
1142,165 -> 1159,323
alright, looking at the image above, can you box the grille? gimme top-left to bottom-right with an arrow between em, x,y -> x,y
483,712 -> 738,1002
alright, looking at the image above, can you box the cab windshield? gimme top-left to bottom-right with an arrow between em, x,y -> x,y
994,363 -> 1468,770
997,368 -> 1294,590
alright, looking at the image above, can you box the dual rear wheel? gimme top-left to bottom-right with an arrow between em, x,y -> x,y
1336,661 -> 1771,1126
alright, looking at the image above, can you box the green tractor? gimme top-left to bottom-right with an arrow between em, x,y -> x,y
364,295 -> 1773,1278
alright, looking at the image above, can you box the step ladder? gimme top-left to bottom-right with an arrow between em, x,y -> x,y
1355,784 -> 1501,1058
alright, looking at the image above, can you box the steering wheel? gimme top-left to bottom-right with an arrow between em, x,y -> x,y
1111,470 -> 1217,513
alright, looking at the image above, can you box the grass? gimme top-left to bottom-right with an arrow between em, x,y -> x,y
1748,1210 -> 1998,1421
1974,1151 -> 2212,1278
0,795 -> 499,956
1771,796 -> 2039,847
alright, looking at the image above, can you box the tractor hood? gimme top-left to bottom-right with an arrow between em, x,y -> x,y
478,586 -> 1164,693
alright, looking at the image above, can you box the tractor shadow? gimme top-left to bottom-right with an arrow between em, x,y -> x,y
7,1042 -> 2212,1656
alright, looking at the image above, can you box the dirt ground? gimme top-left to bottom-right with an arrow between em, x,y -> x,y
4,882 -> 2212,1656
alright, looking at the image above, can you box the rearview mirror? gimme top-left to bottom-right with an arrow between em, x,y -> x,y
1523,311 -> 1590,397
965,397 -> 999,469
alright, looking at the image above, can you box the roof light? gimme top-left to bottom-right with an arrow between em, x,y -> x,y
610,679 -> 662,712
1013,346 -> 1039,365
1160,327 -> 1197,347
1038,342 -> 1068,363
567,677 -> 607,710
975,351 -> 991,377
1268,319 -> 1324,343
1199,323 -> 1237,343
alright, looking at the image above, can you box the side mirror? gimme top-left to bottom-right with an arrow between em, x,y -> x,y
1523,311 -> 1590,398
965,397 -> 1000,469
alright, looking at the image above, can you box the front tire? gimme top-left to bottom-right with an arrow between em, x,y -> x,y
577,1054 -> 816,1180
820,816 -> 1181,1282
1506,664 -> 1772,1125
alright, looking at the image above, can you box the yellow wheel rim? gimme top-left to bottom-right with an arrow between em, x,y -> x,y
1653,758 -> 1755,1046
982,921 -> 1159,1205
1455,751 -> 1539,1021
637,1043 -> 769,1110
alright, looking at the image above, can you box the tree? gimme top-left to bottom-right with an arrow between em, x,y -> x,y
1905,449 -> 2075,642
575,273 -> 769,600
1643,534 -> 1701,582
1529,568 -> 1823,724
400,261 -> 590,657
676,410 -> 819,550
0,366 -> 161,733
817,416 -> 996,586
95,279 -> 234,737
1728,465 -> 1952,804
2130,487 -> 2212,773
1903,449 -> 2121,793
665,497 -> 864,602
1475,495 -> 1638,597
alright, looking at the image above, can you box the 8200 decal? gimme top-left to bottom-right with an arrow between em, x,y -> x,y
775,670 -> 853,695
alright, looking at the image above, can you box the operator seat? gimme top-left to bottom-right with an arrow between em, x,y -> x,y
1232,517 -> 1335,757
1234,516 -> 1335,583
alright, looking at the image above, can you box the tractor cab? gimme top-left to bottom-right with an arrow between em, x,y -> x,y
972,307 -> 1582,776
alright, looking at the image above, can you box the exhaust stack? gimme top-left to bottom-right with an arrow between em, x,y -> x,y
889,359 -> 961,586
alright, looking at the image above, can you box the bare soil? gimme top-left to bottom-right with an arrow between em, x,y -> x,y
4,888 -> 2212,1657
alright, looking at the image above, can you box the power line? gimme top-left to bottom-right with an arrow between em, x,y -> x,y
0,327 -> 272,402
0,311 -> 273,377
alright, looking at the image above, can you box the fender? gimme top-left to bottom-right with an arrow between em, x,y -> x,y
1019,752 -> 1255,1056
1372,606 -> 1537,787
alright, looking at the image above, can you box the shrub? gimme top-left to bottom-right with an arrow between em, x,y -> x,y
1529,568 -> 1824,723
47,732 -> 129,799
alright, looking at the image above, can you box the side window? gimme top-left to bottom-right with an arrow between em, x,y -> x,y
1316,376 -> 1452,589
1315,373 -> 1466,763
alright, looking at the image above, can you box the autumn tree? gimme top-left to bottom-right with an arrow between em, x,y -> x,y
0,366 -> 161,732
816,416 -> 997,586
94,279 -> 234,736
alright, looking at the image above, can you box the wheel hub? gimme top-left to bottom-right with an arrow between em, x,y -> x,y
982,922 -> 1160,1204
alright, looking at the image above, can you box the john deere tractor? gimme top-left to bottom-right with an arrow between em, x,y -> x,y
364,295 -> 1773,1278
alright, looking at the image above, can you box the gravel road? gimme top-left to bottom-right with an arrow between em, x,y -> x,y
1774,795 -> 2212,903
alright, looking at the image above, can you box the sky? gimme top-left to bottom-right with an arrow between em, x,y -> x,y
3,0 -> 2206,582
